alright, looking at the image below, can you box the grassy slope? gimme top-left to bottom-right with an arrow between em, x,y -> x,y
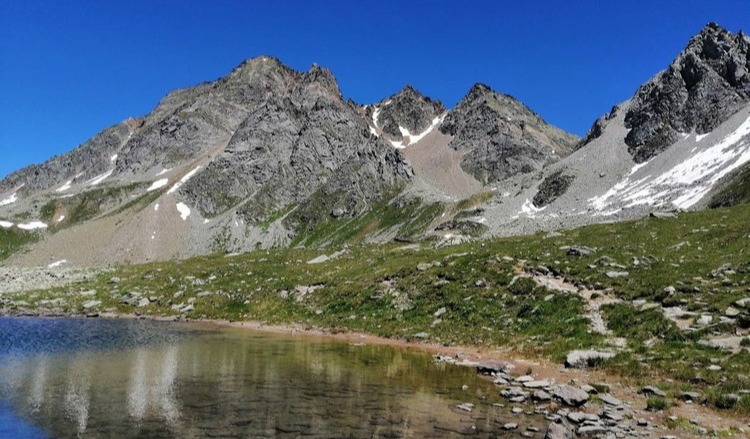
709,163 -> 750,208
0,228 -> 38,261
7,202 -> 750,413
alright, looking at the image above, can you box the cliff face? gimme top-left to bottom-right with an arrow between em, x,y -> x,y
624,23 -> 750,162
441,84 -> 578,184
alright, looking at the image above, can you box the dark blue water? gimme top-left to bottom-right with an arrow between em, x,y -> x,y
0,317 -> 191,359
0,400 -> 48,439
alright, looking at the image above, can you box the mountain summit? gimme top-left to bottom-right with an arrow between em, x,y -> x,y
624,22 -> 750,162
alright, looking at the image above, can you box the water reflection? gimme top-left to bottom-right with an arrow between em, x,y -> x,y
0,318 -> 545,438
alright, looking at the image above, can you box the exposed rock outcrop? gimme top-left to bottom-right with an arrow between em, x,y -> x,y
625,23 -> 750,162
440,84 -> 578,184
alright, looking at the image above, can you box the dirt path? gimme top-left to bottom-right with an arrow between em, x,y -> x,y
513,261 -> 623,339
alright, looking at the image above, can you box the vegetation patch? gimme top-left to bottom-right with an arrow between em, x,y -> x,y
0,228 -> 38,261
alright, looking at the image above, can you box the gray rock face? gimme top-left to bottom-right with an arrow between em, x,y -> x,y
369,85 -> 445,140
0,120 -> 136,194
440,83 -> 578,184
624,23 -> 750,162
182,61 -> 411,223
533,171 -> 575,208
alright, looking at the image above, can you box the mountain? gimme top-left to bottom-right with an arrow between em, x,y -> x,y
1,23 -> 749,267
441,83 -> 578,184
476,23 -> 750,238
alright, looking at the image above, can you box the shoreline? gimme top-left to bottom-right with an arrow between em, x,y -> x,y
2,309 -> 747,437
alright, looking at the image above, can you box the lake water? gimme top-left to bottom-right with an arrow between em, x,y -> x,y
0,317 -> 543,438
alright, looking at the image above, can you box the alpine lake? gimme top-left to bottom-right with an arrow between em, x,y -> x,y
0,317 -> 547,438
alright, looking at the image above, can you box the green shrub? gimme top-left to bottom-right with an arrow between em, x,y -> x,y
646,396 -> 669,411
508,277 -> 536,296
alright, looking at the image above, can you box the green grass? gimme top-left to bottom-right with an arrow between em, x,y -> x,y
5,201 -> 750,414
709,163 -> 750,208
0,228 -> 38,261
646,396 -> 669,411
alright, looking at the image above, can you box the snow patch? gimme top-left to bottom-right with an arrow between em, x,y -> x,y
394,114 -> 446,147
0,193 -> 18,206
56,215 -> 65,222
372,107 -> 381,128
167,166 -> 201,194
88,169 -> 114,186
47,260 -> 67,268
696,133 -> 711,142
519,199 -> 546,218
176,202 -> 191,221
390,140 -> 405,149
156,168 -> 172,176
203,218 -> 210,224
154,203 -> 160,212
590,114 -> 750,211
110,154 -> 118,162
56,180 -> 72,192
147,178 -> 169,192
369,126 -> 379,137
17,221 -> 47,230
0,221 -> 13,228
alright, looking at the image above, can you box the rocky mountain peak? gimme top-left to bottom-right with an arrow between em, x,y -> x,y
372,85 -> 445,140
624,23 -> 750,162
222,56 -> 299,90
465,82 -> 493,100
440,83 -> 578,184
300,63 -> 342,99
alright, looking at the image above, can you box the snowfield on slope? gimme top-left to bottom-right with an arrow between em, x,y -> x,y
0,193 -> 18,206
590,113 -> 750,211
17,221 -> 47,230
176,202 -> 191,221
167,166 -> 201,194
147,178 -> 169,192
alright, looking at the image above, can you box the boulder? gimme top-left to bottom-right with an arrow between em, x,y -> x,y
565,350 -> 615,368
544,422 -> 574,439
551,384 -> 590,407
82,300 -> 101,310
640,386 -> 666,397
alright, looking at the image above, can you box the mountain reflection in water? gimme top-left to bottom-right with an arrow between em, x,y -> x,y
0,318 -> 544,438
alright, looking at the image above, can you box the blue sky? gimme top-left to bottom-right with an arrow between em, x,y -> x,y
1,1 -> 748,178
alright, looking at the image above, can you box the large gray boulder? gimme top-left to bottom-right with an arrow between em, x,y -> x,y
551,384 -> 590,407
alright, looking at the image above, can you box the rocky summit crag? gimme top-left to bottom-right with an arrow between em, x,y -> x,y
582,22 -> 750,162
441,83 -> 578,184
2,23 -> 750,267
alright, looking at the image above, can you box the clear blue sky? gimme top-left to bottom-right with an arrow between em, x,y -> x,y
1,1 -> 748,178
